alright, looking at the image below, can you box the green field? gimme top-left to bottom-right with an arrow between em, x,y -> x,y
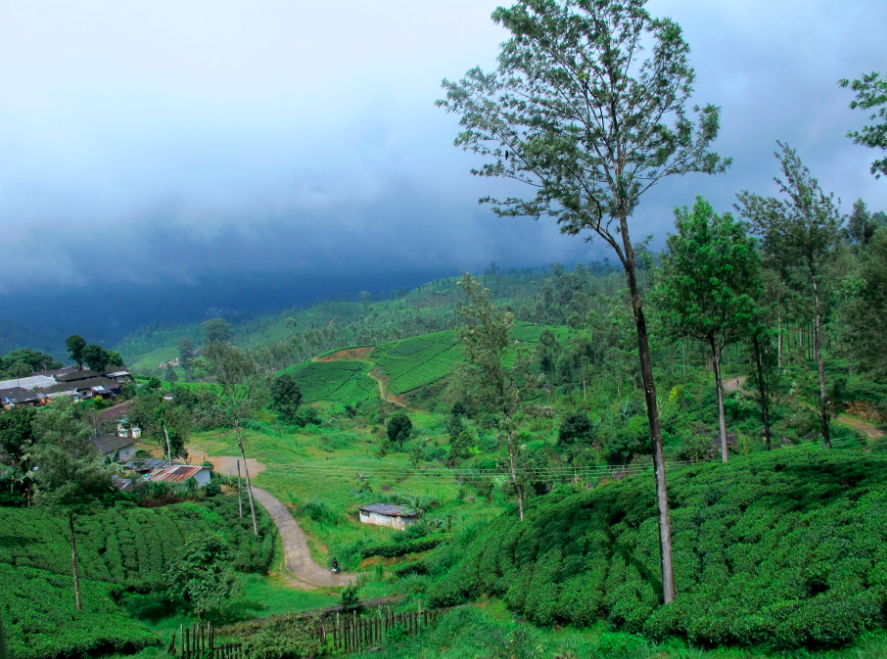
286,359 -> 378,404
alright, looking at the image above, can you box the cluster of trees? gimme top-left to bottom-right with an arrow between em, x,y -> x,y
65,334 -> 124,372
439,0 -> 885,605
0,348 -> 60,379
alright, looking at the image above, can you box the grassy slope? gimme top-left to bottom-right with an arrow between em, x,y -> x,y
427,449 -> 887,650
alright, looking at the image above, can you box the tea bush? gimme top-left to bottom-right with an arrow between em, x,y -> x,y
427,450 -> 887,650
0,494 -> 274,659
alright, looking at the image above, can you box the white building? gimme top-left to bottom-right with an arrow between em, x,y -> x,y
358,504 -> 418,530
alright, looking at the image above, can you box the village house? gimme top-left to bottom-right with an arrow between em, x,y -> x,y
358,504 -> 419,530
0,387 -> 47,410
91,433 -> 138,461
122,458 -> 212,488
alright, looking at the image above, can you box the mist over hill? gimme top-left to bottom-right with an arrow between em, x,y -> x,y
0,268 -> 457,350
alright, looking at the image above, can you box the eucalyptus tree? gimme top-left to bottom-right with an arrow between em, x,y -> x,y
438,0 -> 730,602
839,72 -> 886,179
204,341 -> 266,536
456,272 -> 535,521
736,142 -> 844,449
652,197 -> 762,462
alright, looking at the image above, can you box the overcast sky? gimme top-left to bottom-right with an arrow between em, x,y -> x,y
1,0 -> 884,296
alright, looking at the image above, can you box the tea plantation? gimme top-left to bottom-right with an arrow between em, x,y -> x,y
428,450 -> 887,650
286,359 -> 377,404
373,331 -> 463,394
1,495 -> 274,659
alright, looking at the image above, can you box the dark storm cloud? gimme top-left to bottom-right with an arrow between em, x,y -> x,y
0,0 -> 884,295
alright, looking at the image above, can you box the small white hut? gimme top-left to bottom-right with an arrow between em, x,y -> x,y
358,504 -> 418,530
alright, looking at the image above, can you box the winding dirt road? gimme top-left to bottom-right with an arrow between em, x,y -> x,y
250,487 -> 357,588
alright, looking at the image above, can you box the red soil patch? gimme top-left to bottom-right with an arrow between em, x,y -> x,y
314,346 -> 375,362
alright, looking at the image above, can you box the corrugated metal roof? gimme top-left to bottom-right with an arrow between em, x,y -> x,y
149,465 -> 205,482
358,504 -> 416,517
0,375 -> 57,390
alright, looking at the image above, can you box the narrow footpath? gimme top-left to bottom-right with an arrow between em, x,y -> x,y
250,487 -> 357,588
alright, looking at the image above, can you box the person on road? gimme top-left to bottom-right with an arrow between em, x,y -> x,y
331,557 -> 339,574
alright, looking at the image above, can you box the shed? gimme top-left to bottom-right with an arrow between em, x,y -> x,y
358,504 -> 418,530
91,434 -> 137,461
148,464 -> 212,488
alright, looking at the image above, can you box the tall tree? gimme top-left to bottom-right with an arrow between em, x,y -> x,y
438,0 -> 730,602
204,342 -> 265,536
81,344 -> 110,372
177,337 -> 197,381
736,142 -> 844,449
652,197 -> 762,462
269,373 -> 303,420
839,72 -> 886,179
66,335 -> 87,370
456,272 -> 535,521
202,318 -> 234,345
29,399 -> 112,611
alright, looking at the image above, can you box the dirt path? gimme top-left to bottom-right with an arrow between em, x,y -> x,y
837,415 -> 886,440
250,487 -> 357,588
723,375 -> 747,393
312,346 -> 412,410
367,368 -> 412,410
722,375 -> 885,440
188,452 -> 267,477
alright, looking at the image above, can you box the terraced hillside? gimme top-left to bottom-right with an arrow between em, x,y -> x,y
285,323 -> 566,405
286,359 -> 378,404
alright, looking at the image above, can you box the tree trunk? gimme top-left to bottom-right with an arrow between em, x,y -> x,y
236,459 -> 243,519
506,427 -> 524,522
752,334 -> 772,451
69,514 -> 82,612
777,317 -> 783,367
810,263 -> 831,448
709,337 -> 729,463
163,425 -> 173,460
620,229 -> 675,604
236,426 -> 260,535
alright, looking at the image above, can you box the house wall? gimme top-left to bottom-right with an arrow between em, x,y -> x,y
359,511 -> 417,530
194,469 -> 211,488
118,445 -> 136,461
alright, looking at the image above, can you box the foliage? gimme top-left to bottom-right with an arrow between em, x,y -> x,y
361,536 -> 445,559
839,71 -> 887,178
164,534 -> 243,618
65,334 -> 86,369
0,495 -> 271,659
81,343 -> 110,371
556,412 -> 595,451
428,450 -> 887,650
202,317 -> 234,345
269,372 -> 303,419
387,412 -> 413,444
0,348 -> 60,378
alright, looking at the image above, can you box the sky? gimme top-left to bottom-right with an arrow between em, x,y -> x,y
1,0 -> 885,300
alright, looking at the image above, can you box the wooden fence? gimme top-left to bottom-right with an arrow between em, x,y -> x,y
172,623 -> 245,659
317,606 -> 441,654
